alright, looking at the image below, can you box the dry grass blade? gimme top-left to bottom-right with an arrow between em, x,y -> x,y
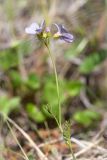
6,120 -> 29,160
66,138 -> 103,160
7,117 -> 48,160
68,0 -> 89,15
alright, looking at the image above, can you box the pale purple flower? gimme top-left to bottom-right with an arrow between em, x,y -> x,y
25,20 -> 45,35
45,27 -> 50,33
54,24 -> 74,43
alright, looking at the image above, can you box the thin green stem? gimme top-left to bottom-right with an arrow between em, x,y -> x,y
45,43 -> 63,133
69,142 -> 77,160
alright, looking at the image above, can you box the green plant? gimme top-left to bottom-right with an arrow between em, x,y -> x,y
26,103 -> 46,123
73,110 -> 101,127
79,50 -> 107,74
65,80 -> 84,97
0,39 -> 32,71
25,19 -> 76,159
0,96 -> 20,116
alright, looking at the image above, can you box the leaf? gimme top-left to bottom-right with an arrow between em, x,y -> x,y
65,80 -> 83,97
0,96 -> 20,116
25,74 -> 40,90
0,49 -> 18,70
43,104 -> 60,125
79,50 -> 107,74
28,155 -> 35,160
73,110 -> 101,127
0,39 -> 32,71
26,103 -> 45,123
9,71 -> 22,87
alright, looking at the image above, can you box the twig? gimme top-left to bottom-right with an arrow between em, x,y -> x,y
81,140 -> 107,152
39,136 -> 86,149
71,137 -> 86,148
65,138 -> 103,160
75,138 -> 104,158
38,137 -> 63,148
6,120 -> 29,160
7,117 -> 48,160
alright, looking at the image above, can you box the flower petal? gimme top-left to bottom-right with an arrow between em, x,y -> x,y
54,24 -> 74,42
36,28 -> 43,34
54,24 -> 68,33
25,23 -> 39,34
61,33 -> 74,43
25,27 -> 36,34
60,25 -> 69,34
40,20 -> 45,29
35,20 -> 46,34
30,23 -> 39,30
54,23 -> 60,32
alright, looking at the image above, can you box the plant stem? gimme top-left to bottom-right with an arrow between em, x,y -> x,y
45,42 -> 76,160
69,142 -> 77,160
45,43 -> 63,133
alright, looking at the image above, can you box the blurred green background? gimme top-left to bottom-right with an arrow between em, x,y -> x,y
0,0 -> 107,127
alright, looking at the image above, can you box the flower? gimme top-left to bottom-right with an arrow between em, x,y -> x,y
53,24 -> 74,43
25,20 -> 74,44
25,20 -> 45,35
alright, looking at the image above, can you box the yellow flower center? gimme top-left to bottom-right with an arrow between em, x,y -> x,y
53,32 -> 61,38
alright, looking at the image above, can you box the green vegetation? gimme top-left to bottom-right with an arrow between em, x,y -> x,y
0,0 -> 106,159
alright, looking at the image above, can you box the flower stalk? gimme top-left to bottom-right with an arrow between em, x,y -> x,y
44,42 -> 63,133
